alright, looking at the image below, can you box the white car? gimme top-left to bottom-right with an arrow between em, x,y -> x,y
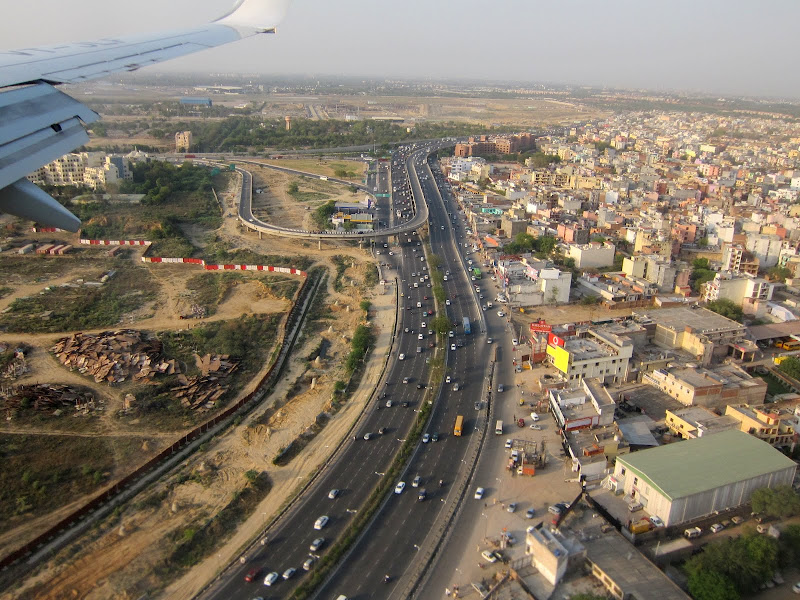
530,412 -> 540,421
399,353 -> 405,360
418,333 -> 423,340
445,376 -> 451,383
314,515 -> 329,530
328,489 -> 339,499
474,487 -> 485,500
395,481 -> 406,494
449,331 -> 454,337
282,568 -> 296,580
481,549 -> 497,563
505,439 -> 513,449
530,424 -> 541,430
264,572 -> 279,586
487,338 -> 493,344
310,537 -> 325,551
497,311 -> 505,317
512,338 -> 518,345
650,516 -> 665,528
451,344 -> 456,351
422,433 -> 430,443
446,299 -> 451,305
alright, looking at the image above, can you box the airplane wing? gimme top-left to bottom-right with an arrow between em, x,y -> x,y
0,0 -> 290,231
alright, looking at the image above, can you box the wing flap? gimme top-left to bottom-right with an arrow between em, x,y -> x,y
0,83 -> 98,192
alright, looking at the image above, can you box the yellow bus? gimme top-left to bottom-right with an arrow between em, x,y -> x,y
781,340 -> 800,351
454,415 -> 464,437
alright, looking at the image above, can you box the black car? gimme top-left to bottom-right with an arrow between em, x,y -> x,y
402,401 -> 409,408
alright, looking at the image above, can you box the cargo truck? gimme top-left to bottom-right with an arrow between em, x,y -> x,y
463,317 -> 471,335
454,415 -> 464,437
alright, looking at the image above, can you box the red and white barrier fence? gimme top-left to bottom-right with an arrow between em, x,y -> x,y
80,239 -> 152,246
141,256 -> 306,277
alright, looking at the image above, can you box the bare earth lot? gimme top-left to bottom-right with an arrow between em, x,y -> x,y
0,162 -> 388,600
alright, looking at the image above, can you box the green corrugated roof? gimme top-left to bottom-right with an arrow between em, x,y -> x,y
617,430 -> 797,501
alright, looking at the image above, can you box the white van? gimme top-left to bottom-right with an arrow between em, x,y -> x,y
684,527 -> 702,539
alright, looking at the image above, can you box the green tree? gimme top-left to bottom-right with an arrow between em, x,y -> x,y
244,469 -> 260,484
687,569 -> 740,600
359,300 -> 372,314
698,237 -> 709,248
778,356 -> 800,380
287,181 -> 299,194
431,315 -> 452,337
767,266 -> 792,283
535,235 -> 558,255
706,298 -> 743,322
778,524 -> 800,568
528,152 -> 561,168
693,258 -> 710,270
750,485 -> 800,518
312,200 -> 336,230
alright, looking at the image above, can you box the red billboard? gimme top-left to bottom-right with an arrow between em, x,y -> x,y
548,333 -> 566,348
529,319 -> 552,333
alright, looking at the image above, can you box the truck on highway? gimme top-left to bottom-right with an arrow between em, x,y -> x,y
495,420 -> 503,435
463,317 -> 471,335
454,415 -> 464,437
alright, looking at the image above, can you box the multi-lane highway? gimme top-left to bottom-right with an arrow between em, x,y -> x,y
202,144 -> 453,600
312,146 -> 492,599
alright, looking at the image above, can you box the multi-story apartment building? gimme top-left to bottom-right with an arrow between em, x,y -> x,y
29,152 -> 131,189
702,273 -> 775,316
722,243 -> 760,276
546,328 -> 633,384
175,131 -> 193,152
724,404 -> 798,448
567,242 -> 616,268
454,133 -> 535,157
644,364 -> 767,409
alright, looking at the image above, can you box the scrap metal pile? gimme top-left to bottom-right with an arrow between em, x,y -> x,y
52,330 -> 177,384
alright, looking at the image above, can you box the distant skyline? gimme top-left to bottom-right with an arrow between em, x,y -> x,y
3,0 -> 799,99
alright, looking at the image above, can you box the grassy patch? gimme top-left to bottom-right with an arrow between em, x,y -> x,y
756,373 -> 793,397
0,434 -> 143,537
161,472 -> 271,571
257,275 -> 301,300
0,286 -> 13,299
149,236 -> 196,258
332,255 -> 348,292
261,158 -> 365,179
0,265 -> 159,333
0,255 -> 108,284
185,272 -> 243,315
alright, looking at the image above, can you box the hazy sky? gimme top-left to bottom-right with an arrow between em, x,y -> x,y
2,0 -> 797,98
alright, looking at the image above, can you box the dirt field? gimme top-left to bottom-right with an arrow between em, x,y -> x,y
246,164 -> 361,231
1,168 -> 389,600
